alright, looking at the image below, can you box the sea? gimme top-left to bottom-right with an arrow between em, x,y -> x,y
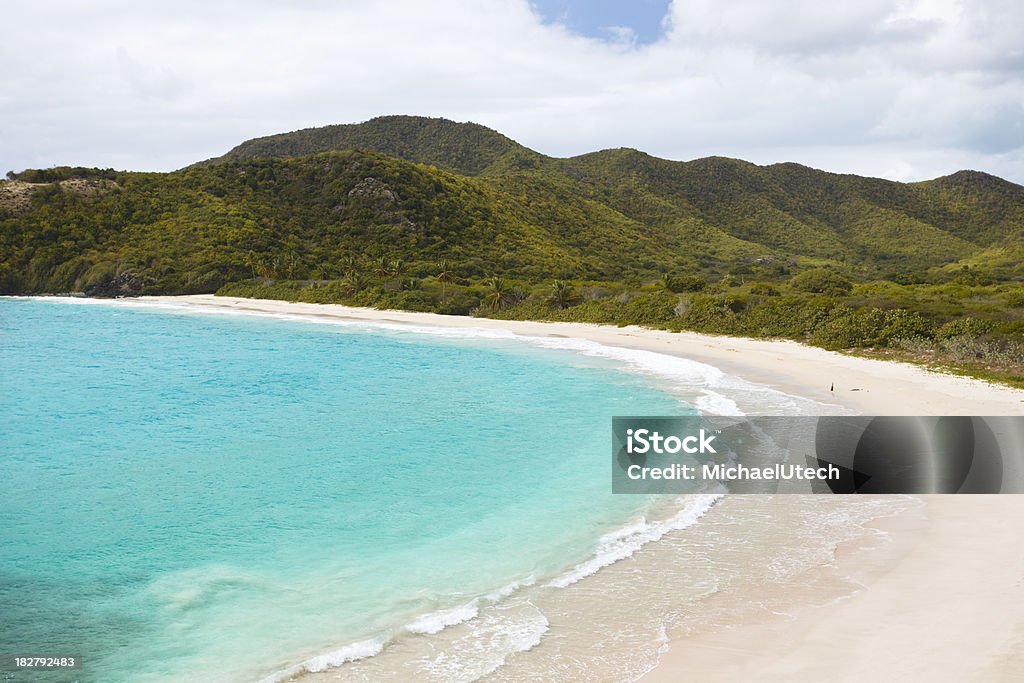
0,297 -> 915,682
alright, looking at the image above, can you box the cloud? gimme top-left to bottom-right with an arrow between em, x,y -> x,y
0,0 -> 1021,183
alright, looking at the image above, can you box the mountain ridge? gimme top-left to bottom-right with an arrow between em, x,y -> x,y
3,114 -> 1022,297
198,114 -> 1022,189
187,115 -> 1024,259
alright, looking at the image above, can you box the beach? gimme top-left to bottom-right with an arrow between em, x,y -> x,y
642,495 -> 1024,683
142,295 -> 1024,682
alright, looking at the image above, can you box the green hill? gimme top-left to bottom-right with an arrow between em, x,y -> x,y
196,115 -> 538,177
197,116 -> 1021,271
2,115 -> 1022,383
4,114 -> 1022,292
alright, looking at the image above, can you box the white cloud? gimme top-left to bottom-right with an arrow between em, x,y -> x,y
1,0 -> 1021,183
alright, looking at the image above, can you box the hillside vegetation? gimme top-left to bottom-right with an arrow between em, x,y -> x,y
2,115 -> 1022,384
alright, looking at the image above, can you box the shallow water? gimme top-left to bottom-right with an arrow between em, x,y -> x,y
0,298 -> 680,682
0,297 -> 848,682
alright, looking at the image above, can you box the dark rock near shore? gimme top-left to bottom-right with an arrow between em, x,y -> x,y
84,272 -> 146,298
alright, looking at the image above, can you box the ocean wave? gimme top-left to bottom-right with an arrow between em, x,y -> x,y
416,602 -> 550,682
548,495 -> 721,588
406,574 -> 537,636
406,601 -> 481,635
255,638 -> 385,683
486,574 -> 536,601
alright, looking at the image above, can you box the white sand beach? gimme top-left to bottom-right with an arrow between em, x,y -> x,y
641,495 -> 1024,683
144,295 -> 1024,682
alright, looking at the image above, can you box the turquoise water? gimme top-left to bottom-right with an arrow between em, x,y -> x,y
0,298 -> 689,682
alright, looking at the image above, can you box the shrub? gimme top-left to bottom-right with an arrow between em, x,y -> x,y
748,282 -> 780,296
810,306 -> 867,349
663,274 -> 706,293
1003,290 -> 1024,308
877,309 -> 932,344
935,318 -> 994,340
619,292 -> 680,325
789,269 -> 853,296
740,295 -> 842,338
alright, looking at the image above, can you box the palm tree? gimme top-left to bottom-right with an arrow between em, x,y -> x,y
436,259 -> 454,299
255,255 -> 273,279
283,252 -> 301,279
245,251 -> 260,286
270,255 -> 284,279
545,280 -> 579,309
373,256 -> 389,279
342,272 -> 366,294
389,259 -> 406,278
340,254 -> 359,277
483,276 -> 513,312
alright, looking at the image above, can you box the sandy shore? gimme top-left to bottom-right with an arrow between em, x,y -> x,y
144,295 -> 1024,682
642,496 -> 1024,683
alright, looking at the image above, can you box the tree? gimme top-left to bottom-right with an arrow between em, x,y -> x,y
483,276 -> 514,311
245,251 -> 260,286
436,259 -> 454,299
340,254 -> 359,277
545,280 -> 579,309
343,272 -> 366,294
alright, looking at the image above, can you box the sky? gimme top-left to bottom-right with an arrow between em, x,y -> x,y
1,0 -> 1022,183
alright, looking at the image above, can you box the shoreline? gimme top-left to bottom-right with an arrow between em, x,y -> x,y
641,495 -> 1024,682
42,295 -> 1024,681
145,295 -> 1024,416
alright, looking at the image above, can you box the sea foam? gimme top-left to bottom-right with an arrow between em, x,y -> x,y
406,602 -> 481,635
548,494 -> 721,588
256,638 -> 386,683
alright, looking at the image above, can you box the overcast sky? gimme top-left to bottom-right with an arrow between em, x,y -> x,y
2,0 -> 1022,183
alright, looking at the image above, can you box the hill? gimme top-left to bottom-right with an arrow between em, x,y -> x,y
2,115 -> 1022,384
198,116 -> 1023,272
195,115 -> 538,177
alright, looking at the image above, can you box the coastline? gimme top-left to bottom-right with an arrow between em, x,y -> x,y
143,295 -> 1024,416
120,297 -> 1024,680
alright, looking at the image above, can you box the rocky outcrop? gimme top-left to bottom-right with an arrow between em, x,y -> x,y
347,177 -> 399,203
0,178 -> 118,214
343,177 -> 416,229
0,180 -> 43,213
83,272 -> 146,298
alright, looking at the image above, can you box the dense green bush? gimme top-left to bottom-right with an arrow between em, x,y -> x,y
789,269 -> 854,296
663,274 -> 706,293
748,282 -> 780,296
936,318 -> 995,340
810,308 -> 932,349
